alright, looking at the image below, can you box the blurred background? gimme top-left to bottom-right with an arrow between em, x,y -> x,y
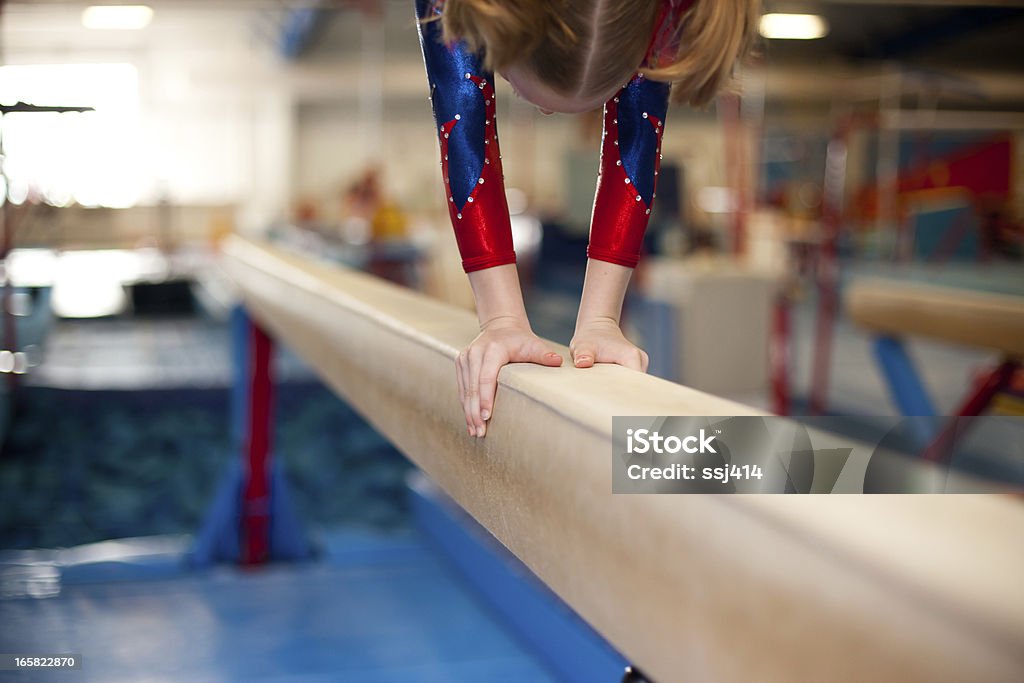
0,1 -> 1022,680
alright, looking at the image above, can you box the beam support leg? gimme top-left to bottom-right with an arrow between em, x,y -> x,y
921,358 -> 1020,465
873,336 -> 938,446
190,305 -> 311,567
241,310 -> 273,565
874,336 -> 937,417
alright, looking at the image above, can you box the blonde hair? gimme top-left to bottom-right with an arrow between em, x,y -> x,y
439,0 -> 760,109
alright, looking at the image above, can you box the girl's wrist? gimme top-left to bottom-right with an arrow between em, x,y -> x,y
467,263 -> 531,330
574,314 -> 620,331
481,313 -> 532,332
574,258 -> 633,330
575,299 -> 622,327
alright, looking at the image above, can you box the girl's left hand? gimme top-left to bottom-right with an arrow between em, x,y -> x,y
569,317 -> 649,372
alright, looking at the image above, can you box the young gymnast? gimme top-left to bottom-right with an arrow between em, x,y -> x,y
415,0 -> 758,437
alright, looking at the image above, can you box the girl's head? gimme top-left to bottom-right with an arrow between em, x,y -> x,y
441,0 -> 760,114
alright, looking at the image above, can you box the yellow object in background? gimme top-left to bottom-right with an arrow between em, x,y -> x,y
372,202 -> 408,242
209,210 -> 235,247
992,394 -> 1024,417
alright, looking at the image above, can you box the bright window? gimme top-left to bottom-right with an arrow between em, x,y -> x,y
0,63 -> 142,208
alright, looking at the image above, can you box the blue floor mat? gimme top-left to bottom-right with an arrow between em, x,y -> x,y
0,528 -> 558,683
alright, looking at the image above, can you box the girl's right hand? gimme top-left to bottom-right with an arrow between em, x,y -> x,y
456,316 -> 563,438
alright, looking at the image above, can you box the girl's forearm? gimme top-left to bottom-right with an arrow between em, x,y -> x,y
575,258 -> 634,328
468,264 -> 530,329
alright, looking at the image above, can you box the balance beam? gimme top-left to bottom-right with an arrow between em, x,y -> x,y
222,236 -> 1024,683
847,279 -> 1024,356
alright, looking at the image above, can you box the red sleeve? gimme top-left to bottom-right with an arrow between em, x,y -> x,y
416,0 -> 516,273
587,1 -> 685,268
588,77 -> 670,268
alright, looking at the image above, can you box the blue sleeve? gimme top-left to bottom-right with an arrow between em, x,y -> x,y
588,75 -> 670,268
415,0 -> 515,272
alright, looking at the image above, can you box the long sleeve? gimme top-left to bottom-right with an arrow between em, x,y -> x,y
587,0 -> 687,268
587,75 -> 670,268
415,0 -> 516,273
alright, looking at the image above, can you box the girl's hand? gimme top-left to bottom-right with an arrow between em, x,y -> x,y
570,316 -> 649,373
456,316 -> 563,438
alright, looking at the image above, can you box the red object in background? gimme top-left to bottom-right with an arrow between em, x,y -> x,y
241,320 -> 273,565
1009,366 -> 1024,395
718,92 -> 748,256
770,294 -> 791,416
852,134 -> 1014,223
807,122 -> 852,416
921,359 -> 1020,465
899,135 -> 1012,199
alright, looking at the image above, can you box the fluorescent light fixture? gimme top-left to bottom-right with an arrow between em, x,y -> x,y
759,13 -> 829,40
82,5 -> 153,30
0,63 -> 142,208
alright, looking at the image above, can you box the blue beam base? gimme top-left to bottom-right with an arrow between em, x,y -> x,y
190,304 -> 313,567
408,471 -> 629,683
873,336 -> 939,446
189,458 -> 313,567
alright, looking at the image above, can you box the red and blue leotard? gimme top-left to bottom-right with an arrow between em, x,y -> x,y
415,0 -> 688,272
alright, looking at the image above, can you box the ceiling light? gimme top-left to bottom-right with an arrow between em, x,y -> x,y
759,13 -> 828,40
82,5 -> 153,30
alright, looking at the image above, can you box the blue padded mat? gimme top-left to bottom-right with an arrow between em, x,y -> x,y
0,529 -> 558,683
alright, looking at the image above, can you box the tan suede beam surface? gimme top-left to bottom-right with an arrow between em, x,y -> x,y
847,279 -> 1024,356
222,236 -> 1024,683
